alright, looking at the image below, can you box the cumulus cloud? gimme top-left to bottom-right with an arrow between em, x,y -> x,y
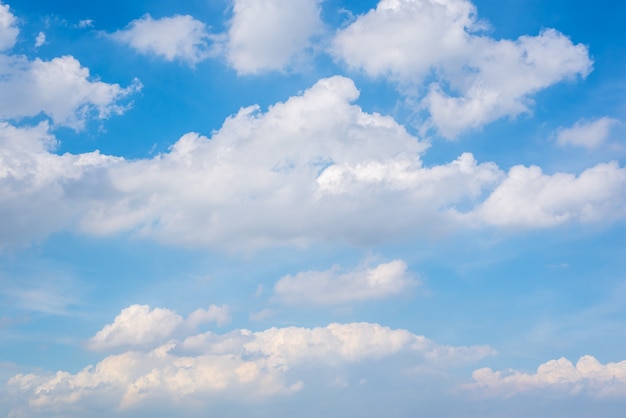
1,76 -> 625,249
555,117 -> 620,149
111,14 -> 214,65
76,76 -> 500,248
274,260 -> 418,305
470,355 -> 626,397
0,55 -> 140,128
461,161 -> 626,228
87,304 -> 231,351
0,122 -> 121,248
9,314 -> 495,415
224,0 -> 324,73
0,2 -> 18,51
331,0 -> 592,137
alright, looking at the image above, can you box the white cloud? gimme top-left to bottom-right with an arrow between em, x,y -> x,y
0,2 -> 18,51
0,54 -> 141,128
470,355 -> 626,397
112,14 -> 213,65
0,122 -> 121,248
1,76 -> 625,249
274,260 -> 418,305
555,117 -> 620,149
34,31 -> 45,48
187,305 -> 231,327
76,76 -> 501,248
331,0 -> 592,137
461,161 -> 626,228
224,0 -> 324,73
88,305 -> 184,351
9,316 -> 495,415
87,304 -> 231,351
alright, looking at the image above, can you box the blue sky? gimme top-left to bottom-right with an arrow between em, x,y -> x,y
0,0 -> 625,416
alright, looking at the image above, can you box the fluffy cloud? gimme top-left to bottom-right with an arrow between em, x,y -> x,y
224,0 -> 323,73
470,355 -> 626,397
555,117 -> 620,149
274,260 -> 418,305
0,55 -> 140,128
331,0 -> 592,137
0,2 -> 18,51
1,76 -> 625,249
87,304 -> 231,351
8,314 -> 495,415
0,122 -> 120,248
462,162 -> 626,228
111,15 -> 213,65
74,76 -> 500,248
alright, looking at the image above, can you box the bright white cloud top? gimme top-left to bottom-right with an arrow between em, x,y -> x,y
112,14 -> 213,65
332,0 -> 593,137
0,0 -> 625,417
555,117 -> 621,149
0,2 -> 17,50
471,356 -> 626,398
274,260 -> 418,305
224,0 -> 324,73
7,305 -> 495,416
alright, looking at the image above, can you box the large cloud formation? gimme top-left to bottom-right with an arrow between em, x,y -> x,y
1,76 -> 625,249
331,0 -> 592,137
7,304 -> 495,416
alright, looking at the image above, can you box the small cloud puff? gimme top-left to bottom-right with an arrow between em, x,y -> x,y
34,31 -> 46,48
273,260 -> 418,305
555,117 -> 620,149
87,304 -> 231,351
224,0 -> 324,74
469,355 -> 626,398
111,14 -> 215,65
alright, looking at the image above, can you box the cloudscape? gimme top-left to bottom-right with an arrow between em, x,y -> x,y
1,0 -> 625,417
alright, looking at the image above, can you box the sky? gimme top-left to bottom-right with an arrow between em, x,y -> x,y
0,0 -> 625,416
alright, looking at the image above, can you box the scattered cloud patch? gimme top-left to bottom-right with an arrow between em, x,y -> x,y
9,314 -> 495,415
87,304 -> 231,351
187,305 -> 231,327
555,117 -> 620,149
470,355 -> 626,397
0,55 -> 141,129
111,14 -> 214,65
76,19 -> 94,29
274,260 -> 418,305
224,0 -> 324,73
461,162 -> 626,228
87,305 -> 184,351
34,31 -> 45,47
331,0 -> 592,137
